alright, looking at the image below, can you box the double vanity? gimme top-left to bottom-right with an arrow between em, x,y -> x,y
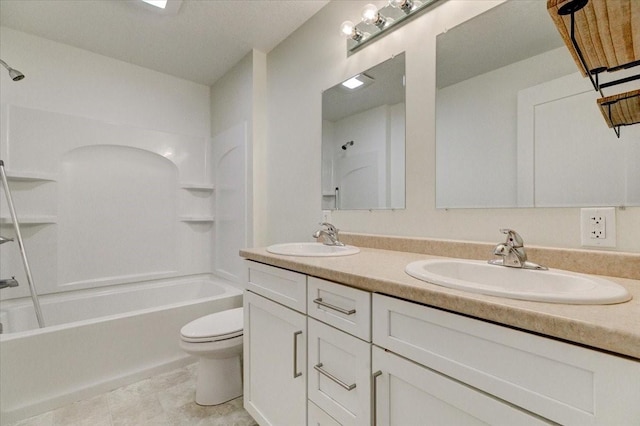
240,234 -> 640,425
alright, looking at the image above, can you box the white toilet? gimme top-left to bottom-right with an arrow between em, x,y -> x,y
179,307 -> 243,405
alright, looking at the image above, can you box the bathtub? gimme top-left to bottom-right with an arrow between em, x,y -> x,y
0,275 -> 243,424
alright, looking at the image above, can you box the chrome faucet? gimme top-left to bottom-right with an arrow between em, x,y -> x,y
0,277 -> 19,289
313,222 -> 345,246
489,229 -> 547,270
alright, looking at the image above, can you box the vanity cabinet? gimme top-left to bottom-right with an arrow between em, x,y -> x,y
244,262 -> 307,426
373,293 -> 640,425
244,260 -> 640,425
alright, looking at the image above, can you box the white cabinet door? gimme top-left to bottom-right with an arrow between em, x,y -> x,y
308,318 -> 371,426
244,291 -> 307,426
372,346 -> 551,426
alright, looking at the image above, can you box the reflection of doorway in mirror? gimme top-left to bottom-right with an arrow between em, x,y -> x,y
336,151 -> 380,209
517,72 -> 640,207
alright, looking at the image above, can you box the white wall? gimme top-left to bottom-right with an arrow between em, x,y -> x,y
0,27 -> 213,298
265,0 -> 639,252
211,50 -> 266,248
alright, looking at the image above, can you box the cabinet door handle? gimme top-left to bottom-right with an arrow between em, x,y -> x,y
293,330 -> 303,378
372,370 -> 382,426
313,363 -> 356,391
312,298 -> 356,315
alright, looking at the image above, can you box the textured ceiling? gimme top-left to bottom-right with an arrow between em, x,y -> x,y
0,0 -> 329,86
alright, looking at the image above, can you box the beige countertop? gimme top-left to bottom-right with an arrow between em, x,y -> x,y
240,246 -> 640,360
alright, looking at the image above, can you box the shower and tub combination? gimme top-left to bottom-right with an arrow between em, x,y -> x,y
0,58 -> 250,423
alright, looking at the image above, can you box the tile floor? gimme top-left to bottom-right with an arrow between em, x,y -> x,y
8,363 -> 257,426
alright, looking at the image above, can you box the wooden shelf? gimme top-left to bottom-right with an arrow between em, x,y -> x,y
547,0 -> 640,77
548,0 -> 640,136
597,89 -> 640,128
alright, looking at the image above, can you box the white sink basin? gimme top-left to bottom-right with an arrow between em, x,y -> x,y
267,242 -> 360,257
405,259 -> 631,304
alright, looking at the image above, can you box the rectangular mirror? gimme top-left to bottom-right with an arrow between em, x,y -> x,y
322,53 -> 406,210
435,0 -> 640,208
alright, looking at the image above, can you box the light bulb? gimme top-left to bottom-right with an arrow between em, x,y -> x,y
361,4 -> 380,25
340,20 -> 356,37
340,20 -> 363,41
389,0 -> 419,12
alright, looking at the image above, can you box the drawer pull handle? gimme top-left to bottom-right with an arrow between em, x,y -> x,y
313,298 -> 356,315
293,331 -> 303,378
372,370 -> 382,425
313,363 -> 356,391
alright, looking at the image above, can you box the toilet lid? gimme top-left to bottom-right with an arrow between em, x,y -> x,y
180,307 -> 243,342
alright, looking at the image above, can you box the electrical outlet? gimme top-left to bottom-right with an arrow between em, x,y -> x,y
321,210 -> 332,224
580,208 -> 616,248
589,215 -> 606,239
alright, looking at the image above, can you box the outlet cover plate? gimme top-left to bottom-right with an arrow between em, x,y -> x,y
580,207 -> 616,248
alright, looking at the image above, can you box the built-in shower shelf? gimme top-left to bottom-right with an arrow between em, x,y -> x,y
179,215 -> 214,223
5,171 -> 57,182
0,215 -> 57,225
181,183 -> 214,191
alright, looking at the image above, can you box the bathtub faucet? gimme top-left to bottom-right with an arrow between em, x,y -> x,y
0,277 -> 19,289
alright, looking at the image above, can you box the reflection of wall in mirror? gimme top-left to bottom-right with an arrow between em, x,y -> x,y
436,47 -> 575,208
322,103 -> 404,210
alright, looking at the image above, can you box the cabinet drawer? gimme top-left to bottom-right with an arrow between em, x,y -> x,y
308,277 -> 371,341
246,260 -> 307,313
308,401 -> 342,426
373,294 -> 640,425
308,318 -> 371,426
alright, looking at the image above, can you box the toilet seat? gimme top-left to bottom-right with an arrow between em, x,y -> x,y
180,307 -> 243,343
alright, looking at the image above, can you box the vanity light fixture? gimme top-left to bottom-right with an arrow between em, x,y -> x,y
341,0 -> 443,55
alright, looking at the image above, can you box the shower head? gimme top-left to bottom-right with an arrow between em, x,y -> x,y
0,59 -> 25,81
341,140 -> 354,150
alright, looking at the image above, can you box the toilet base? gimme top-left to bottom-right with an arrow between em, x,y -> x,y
195,355 -> 243,406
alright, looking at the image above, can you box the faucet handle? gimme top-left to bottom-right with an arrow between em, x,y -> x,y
319,222 -> 338,233
499,228 -> 524,247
